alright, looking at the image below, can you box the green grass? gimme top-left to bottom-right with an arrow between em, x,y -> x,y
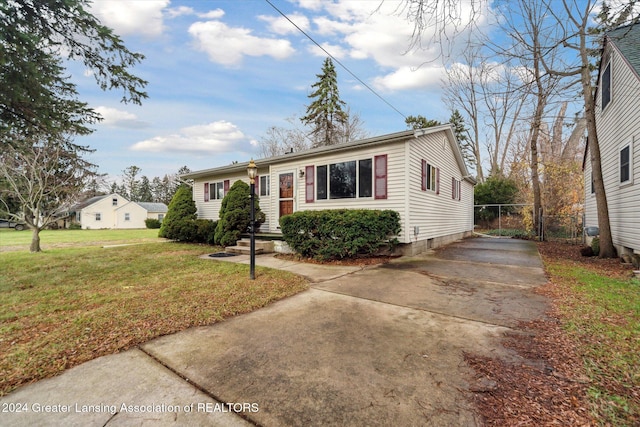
0,228 -> 161,251
0,241 -> 308,396
545,262 -> 640,425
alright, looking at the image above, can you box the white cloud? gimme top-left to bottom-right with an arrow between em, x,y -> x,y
188,20 -> 295,66
303,0 -> 494,91
373,65 -> 446,91
199,9 -> 226,19
259,12 -> 310,35
307,42 -> 348,59
130,121 -> 250,154
89,0 -> 169,37
94,106 -> 148,129
166,6 -> 195,18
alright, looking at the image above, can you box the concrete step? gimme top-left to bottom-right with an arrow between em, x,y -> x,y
235,239 -> 274,252
225,245 -> 265,255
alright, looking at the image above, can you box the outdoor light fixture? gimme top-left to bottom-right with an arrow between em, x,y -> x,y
247,159 -> 257,280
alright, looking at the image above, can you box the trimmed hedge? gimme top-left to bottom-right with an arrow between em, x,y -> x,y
145,218 -> 161,229
279,209 -> 401,260
161,218 -> 217,244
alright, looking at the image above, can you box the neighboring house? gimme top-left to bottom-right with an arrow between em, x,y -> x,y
70,194 -> 168,229
183,126 -> 476,255
584,24 -> 640,262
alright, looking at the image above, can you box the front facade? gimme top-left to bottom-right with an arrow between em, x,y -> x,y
184,126 -> 476,254
584,24 -> 640,259
73,194 -> 167,229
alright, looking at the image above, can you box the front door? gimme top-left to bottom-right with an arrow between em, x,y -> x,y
279,172 -> 294,220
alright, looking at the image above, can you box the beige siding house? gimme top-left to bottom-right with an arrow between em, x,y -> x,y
183,126 -> 476,255
72,194 -> 167,229
584,24 -> 640,260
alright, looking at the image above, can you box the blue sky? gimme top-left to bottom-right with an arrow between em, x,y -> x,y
74,0 -> 496,182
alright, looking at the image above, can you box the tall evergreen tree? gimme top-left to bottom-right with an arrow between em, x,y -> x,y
137,176 -> 154,202
449,110 -> 475,169
1,0 -> 147,144
405,115 -> 441,129
301,58 -> 348,147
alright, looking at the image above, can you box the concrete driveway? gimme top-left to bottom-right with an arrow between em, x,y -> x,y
142,237 -> 549,426
1,237 -> 549,426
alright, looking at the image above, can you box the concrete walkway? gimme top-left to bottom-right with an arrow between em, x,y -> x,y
0,237 -> 548,426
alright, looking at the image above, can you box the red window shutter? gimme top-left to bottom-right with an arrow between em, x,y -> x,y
224,180 -> 230,195
452,177 -> 455,199
375,155 -> 387,199
204,183 -> 210,202
305,166 -> 314,203
254,175 -> 259,195
436,168 -> 440,195
421,160 -> 426,191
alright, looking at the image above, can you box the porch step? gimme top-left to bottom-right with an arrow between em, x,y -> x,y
225,238 -> 274,254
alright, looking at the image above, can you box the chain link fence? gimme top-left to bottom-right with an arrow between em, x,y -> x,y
474,204 -> 534,238
474,204 -> 584,244
540,214 -> 584,245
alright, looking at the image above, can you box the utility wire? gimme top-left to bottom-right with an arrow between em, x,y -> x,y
264,0 -> 407,120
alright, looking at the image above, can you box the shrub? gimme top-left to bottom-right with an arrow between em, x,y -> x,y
159,186 -> 196,239
214,180 -> 265,247
194,219 -> 217,245
279,209 -> 401,261
68,223 -> 82,230
591,237 -> 600,256
145,218 -> 161,229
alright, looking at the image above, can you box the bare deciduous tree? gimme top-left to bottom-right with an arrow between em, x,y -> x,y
0,138 -> 97,252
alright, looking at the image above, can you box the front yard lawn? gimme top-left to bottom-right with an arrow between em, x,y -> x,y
0,242 -> 308,396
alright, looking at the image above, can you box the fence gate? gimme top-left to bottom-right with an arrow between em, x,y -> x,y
540,214 -> 583,245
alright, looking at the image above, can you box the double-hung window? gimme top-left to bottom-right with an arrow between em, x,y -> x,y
620,141 -> 633,185
259,175 -> 270,196
204,180 -> 229,201
421,160 -> 440,193
602,60 -> 612,111
452,178 -> 461,200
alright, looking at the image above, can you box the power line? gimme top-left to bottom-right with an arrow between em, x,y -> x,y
264,0 -> 407,120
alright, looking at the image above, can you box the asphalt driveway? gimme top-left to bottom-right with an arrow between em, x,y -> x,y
1,237 -> 549,426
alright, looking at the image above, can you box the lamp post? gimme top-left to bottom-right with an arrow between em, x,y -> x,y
247,159 -> 258,280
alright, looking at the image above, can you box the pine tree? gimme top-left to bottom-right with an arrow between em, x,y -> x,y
301,58 -> 348,147
405,115 -> 441,129
449,110 -> 475,169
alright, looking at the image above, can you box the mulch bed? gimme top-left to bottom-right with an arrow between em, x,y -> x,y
274,253 -> 396,267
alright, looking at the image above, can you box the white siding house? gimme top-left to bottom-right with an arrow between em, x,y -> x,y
584,24 -> 640,262
72,194 -> 167,229
183,126 -> 476,255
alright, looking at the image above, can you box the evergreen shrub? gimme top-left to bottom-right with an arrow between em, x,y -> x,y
145,218 -> 161,229
279,209 -> 401,260
159,186 -> 196,239
214,180 -> 265,247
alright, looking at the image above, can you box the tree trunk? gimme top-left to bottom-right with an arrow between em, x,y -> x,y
30,227 -> 41,253
580,40 -> 616,258
530,107 -> 543,237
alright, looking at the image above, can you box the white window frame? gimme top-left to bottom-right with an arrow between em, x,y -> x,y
601,59 -> 612,111
212,182 -> 224,200
260,175 -> 270,197
124,213 -> 130,221
95,213 -> 101,221
619,139 -> 634,186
